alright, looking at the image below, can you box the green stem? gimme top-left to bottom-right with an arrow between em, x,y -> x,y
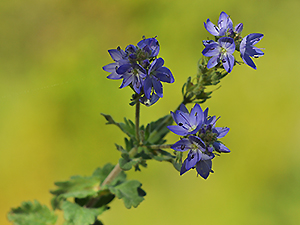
86,102 -> 141,208
146,144 -> 173,149
135,100 -> 140,145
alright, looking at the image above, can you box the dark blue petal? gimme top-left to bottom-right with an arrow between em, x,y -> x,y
202,43 -> 220,57
207,55 -> 219,69
219,37 -> 235,54
152,79 -> 163,98
137,37 -> 160,57
119,74 -> 133,89
125,44 -> 137,54
132,76 -> 142,94
213,142 -> 230,153
213,127 -> 230,138
116,64 -> 131,74
108,49 -> 126,61
143,76 -> 153,99
107,71 -> 122,80
139,93 -> 160,106
218,12 -> 231,30
234,23 -> 243,33
204,19 -> 220,36
202,40 -> 215,46
170,138 -> 192,152
173,110 -> 190,129
241,53 -> 256,69
246,33 -> 264,45
221,54 -> 235,73
185,150 -> 201,171
195,159 -> 212,179
167,125 -> 189,136
188,136 -> 206,149
180,159 -> 190,175
179,104 -> 189,114
190,103 -> 204,127
103,63 -> 117,72
155,67 -> 174,83
149,58 -> 164,73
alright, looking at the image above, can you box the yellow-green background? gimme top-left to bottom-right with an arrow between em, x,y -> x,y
1,0 -> 300,224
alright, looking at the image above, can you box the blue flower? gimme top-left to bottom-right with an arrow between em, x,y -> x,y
103,37 -> 173,103
144,58 -> 174,99
240,33 -> 264,70
234,23 -> 243,34
139,93 -> 160,107
201,108 -> 230,153
171,136 -> 214,179
137,37 -> 160,58
204,11 -> 233,37
102,48 -> 127,80
117,63 -> 147,94
202,37 -> 236,73
168,103 -> 204,136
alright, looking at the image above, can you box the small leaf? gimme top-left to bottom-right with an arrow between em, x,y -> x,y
146,115 -> 173,145
62,201 -> 107,225
100,114 -> 133,138
152,149 -> 175,162
7,200 -> 57,225
50,175 -> 101,199
108,180 -> 146,209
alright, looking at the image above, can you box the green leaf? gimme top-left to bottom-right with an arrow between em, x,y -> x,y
62,201 -> 107,225
119,118 -> 136,138
100,113 -> 134,138
145,115 -> 173,145
108,180 -> 146,209
119,154 -> 141,171
7,200 -> 57,225
50,175 -> 101,199
152,149 -> 175,162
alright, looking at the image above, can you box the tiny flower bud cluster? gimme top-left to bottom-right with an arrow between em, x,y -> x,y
168,104 -> 230,179
103,37 -> 174,106
202,11 -> 264,72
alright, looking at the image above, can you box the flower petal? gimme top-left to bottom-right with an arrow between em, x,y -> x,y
170,138 -> 191,152
241,53 -> 256,69
221,54 -> 235,73
207,55 -> 219,69
167,125 -> 188,136
155,67 -> 174,83
195,159 -> 212,179
204,19 -> 220,36
152,79 -> 163,97
108,49 -> 126,61
213,127 -> 230,138
143,76 -> 153,99
119,74 -> 133,89
202,43 -> 220,57
188,136 -> 206,149
213,142 -> 230,153
116,64 -> 131,74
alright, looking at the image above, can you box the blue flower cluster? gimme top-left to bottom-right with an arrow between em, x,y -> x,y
202,11 -> 264,72
168,104 -> 230,179
103,37 -> 174,106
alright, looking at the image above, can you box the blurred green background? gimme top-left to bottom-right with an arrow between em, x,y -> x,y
1,0 -> 300,224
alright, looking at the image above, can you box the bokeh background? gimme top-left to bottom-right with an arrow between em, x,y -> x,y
1,0 -> 300,224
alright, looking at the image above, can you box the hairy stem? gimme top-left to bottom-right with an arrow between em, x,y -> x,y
135,101 -> 140,145
147,144 -> 173,149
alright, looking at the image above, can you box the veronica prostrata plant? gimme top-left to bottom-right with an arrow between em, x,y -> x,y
8,11 -> 264,225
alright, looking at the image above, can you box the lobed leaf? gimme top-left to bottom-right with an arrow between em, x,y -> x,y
108,180 -> 146,209
62,201 -> 108,225
7,200 -> 57,225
